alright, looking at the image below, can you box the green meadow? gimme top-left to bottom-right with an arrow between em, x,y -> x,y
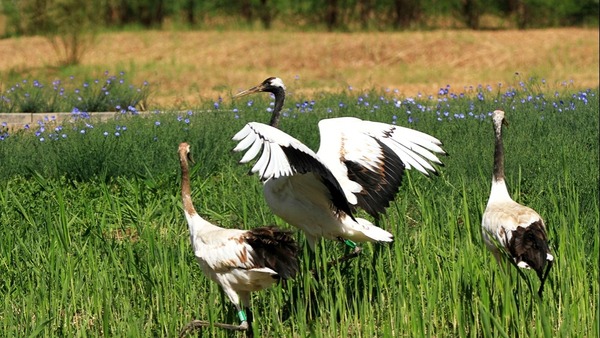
0,83 -> 598,337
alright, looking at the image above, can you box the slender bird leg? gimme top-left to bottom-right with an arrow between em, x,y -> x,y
327,238 -> 362,269
178,319 -> 248,337
245,308 -> 254,338
310,238 -> 362,278
537,259 -> 554,299
237,309 -> 250,331
177,308 -> 250,337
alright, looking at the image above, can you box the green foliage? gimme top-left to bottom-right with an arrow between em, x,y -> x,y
1,0 -> 598,33
1,0 -> 102,64
0,84 -> 598,336
520,0 -> 600,27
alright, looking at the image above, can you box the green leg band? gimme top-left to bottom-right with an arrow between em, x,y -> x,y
344,239 -> 357,249
237,310 -> 247,322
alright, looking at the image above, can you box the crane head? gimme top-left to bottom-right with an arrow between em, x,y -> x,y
492,109 -> 509,127
178,142 -> 194,163
233,77 -> 286,98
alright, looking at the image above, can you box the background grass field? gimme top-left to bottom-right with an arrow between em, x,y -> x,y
0,81 -> 597,336
1,28 -> 598,109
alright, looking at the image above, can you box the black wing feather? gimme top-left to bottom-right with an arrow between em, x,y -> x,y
345,138 -> 406,219
281,145 -> 356,221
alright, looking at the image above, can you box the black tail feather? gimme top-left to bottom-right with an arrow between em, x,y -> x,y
507,220 -> 553,296
245,226 -> 300,280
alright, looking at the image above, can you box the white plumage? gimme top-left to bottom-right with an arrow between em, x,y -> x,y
178,142 -> 299,333
481,110 -> 554,297
232,77 -> 446,253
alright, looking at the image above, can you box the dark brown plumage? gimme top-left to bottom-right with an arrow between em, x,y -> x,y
507,221 -> 552,281
244,226 -> 300,280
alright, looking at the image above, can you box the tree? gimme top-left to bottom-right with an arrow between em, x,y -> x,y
7,0 -> 103,66
393,0 -> 421,29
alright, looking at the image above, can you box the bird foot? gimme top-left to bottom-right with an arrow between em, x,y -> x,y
238,321 -> 249,330
178,319 -> 249,337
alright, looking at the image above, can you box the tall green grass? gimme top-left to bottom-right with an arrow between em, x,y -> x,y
0,86 -> 598,337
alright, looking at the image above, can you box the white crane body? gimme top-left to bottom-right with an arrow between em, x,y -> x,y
178,142 -> 299,332
232,77 -> 446,255
481,110 -> 553,297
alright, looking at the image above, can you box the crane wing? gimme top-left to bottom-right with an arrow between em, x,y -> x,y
316,117 -> 446,218
193,227 -> 275,273
232,122 -> 356,218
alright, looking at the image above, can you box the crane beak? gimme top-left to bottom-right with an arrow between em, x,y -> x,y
503,118 -> 509,127
187,152 -> 194,164
233,84 -> 266,98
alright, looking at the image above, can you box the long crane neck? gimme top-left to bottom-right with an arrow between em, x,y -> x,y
493,119 -> 505,182
269,86 -> 286,128
489,116 -> 512,201
179,149 -> 197,216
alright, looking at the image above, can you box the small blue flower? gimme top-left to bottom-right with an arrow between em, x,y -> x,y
155,121 -> 161,126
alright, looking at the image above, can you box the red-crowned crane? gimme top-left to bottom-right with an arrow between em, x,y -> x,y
231,77 -> 446,263
481,110 -> 554,298
177,142 -> 299,336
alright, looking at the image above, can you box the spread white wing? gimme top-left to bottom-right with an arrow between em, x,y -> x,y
232,122 -> 357,215
316,117 -> 445,217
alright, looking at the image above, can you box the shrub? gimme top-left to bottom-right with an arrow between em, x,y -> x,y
0,71 -> 150,113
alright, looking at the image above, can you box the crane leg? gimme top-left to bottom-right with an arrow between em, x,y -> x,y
178,308 -> 251,337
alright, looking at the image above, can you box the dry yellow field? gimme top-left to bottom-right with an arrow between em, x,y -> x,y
1,28 -> 598,107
